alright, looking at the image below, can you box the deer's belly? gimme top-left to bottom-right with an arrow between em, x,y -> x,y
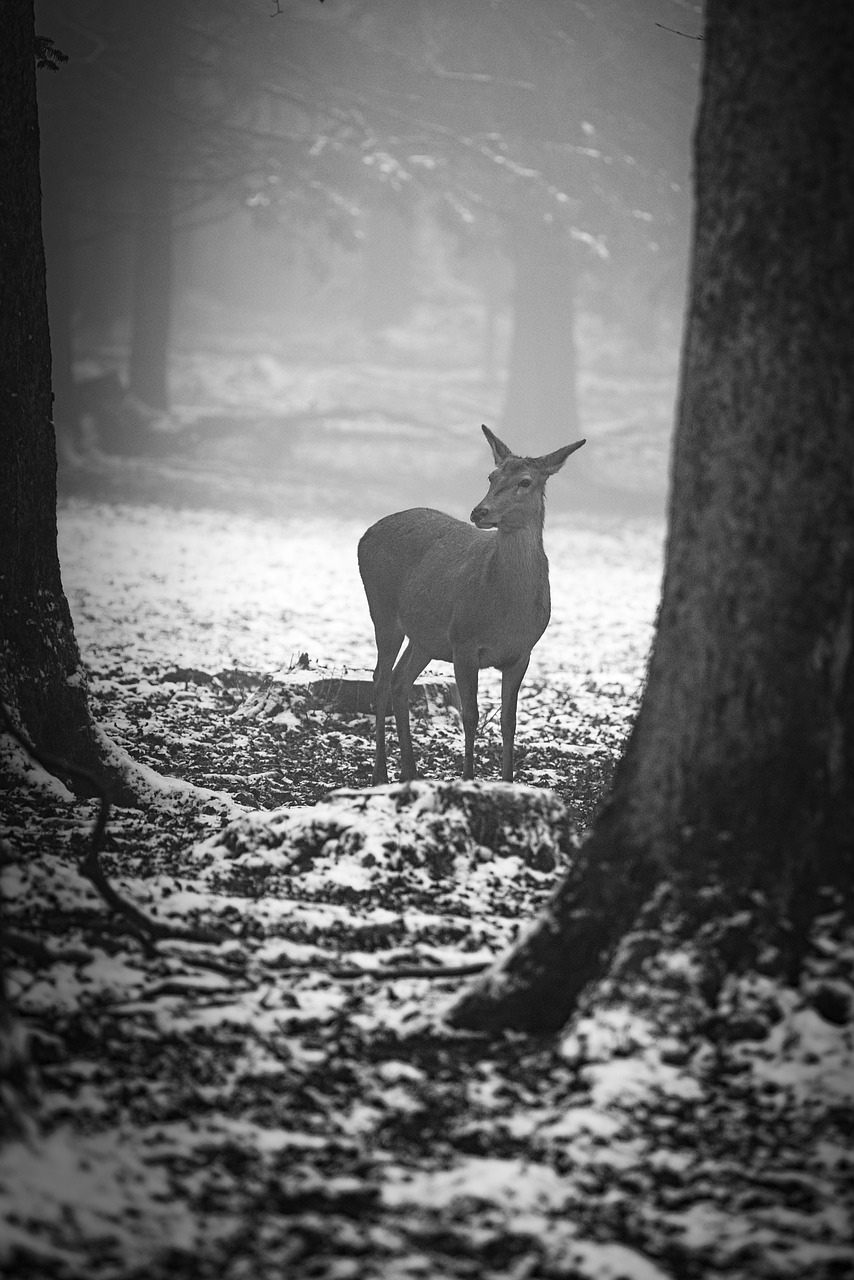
397,608 -> 455,663
475,641 -> 533,671
401,600 -> 548,670
473,615 -> 548,670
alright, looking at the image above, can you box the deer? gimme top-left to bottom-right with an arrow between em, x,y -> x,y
358,424 -> 585,785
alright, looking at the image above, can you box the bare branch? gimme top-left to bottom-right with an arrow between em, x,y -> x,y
263,960 -> 490,982
655,22 -> 703,40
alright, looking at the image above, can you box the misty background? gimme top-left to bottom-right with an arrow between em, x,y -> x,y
36,0 -> 701,521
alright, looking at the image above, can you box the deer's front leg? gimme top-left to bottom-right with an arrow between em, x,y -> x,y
500,655 -> 529,782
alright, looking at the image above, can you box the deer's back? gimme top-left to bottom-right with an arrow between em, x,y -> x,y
359,508 -> 486,601
359,509 -> 492,644
359,507 -> 548,667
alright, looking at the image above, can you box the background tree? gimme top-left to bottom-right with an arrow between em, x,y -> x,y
35,0 -> 301,430
35,0 -> 697,463
451,0 -> 854,1033
124,2 -> 180,412
252,0 -> 698,451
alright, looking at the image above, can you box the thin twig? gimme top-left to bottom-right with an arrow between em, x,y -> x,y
333,961 -> 490,981
655,22 -> 703,40
263,959 -> 490,982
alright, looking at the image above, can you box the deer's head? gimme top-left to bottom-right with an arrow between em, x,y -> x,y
470,425 -> 585,532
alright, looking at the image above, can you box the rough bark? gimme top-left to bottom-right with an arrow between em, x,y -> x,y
39,118 -> 76,446
0,0 -> 141,805
499,222 -> 580,452
451,0 -> 854,1034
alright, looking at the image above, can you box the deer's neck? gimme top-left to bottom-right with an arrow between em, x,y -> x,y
493,517 -> 548,594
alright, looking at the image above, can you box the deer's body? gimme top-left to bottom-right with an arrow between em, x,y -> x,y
361,509 -> 550,669
358,425 -> 585,784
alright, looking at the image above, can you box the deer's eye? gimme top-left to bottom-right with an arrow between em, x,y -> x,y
518,477 -> 532,489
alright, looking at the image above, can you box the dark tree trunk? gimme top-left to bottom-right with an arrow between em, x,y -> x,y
451,0 -> 854,1034
128,169 -> 173,412
39,121 -> 76,447
0,0 -> 141,805
500,222 -> 580,452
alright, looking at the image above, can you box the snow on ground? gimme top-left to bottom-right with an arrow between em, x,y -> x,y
57,497 -> 663,786
3,496 -> 853,1279
57,498 -> 663,681
58,501 -> 376,675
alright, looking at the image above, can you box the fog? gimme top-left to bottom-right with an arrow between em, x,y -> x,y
35,0 -> 701,522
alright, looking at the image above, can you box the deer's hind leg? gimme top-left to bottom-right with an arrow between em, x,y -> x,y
453,647 -> 480,780
391,640 -> 431,781
371,624 -> 404,785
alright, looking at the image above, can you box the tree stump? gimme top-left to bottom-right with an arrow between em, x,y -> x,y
233,667 -> 460,721
198,779 -> 570,876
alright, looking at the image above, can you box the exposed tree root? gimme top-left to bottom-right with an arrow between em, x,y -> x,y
2,704 -> 232,948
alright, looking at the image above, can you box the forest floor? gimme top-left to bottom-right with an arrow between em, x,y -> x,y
2,354 -> 854,1278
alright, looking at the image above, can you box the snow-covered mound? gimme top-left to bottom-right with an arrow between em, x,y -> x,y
193,780 -> 572,918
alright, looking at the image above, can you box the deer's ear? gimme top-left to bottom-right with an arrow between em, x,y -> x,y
482,424 -> 512,464
537,438 -> 586,475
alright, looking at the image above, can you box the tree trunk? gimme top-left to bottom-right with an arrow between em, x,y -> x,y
500,221 -> 580,452
128,169 -> 173,412
39,120 -> 76,448
451,0 -> 854,1034
0,0 -> 143,806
